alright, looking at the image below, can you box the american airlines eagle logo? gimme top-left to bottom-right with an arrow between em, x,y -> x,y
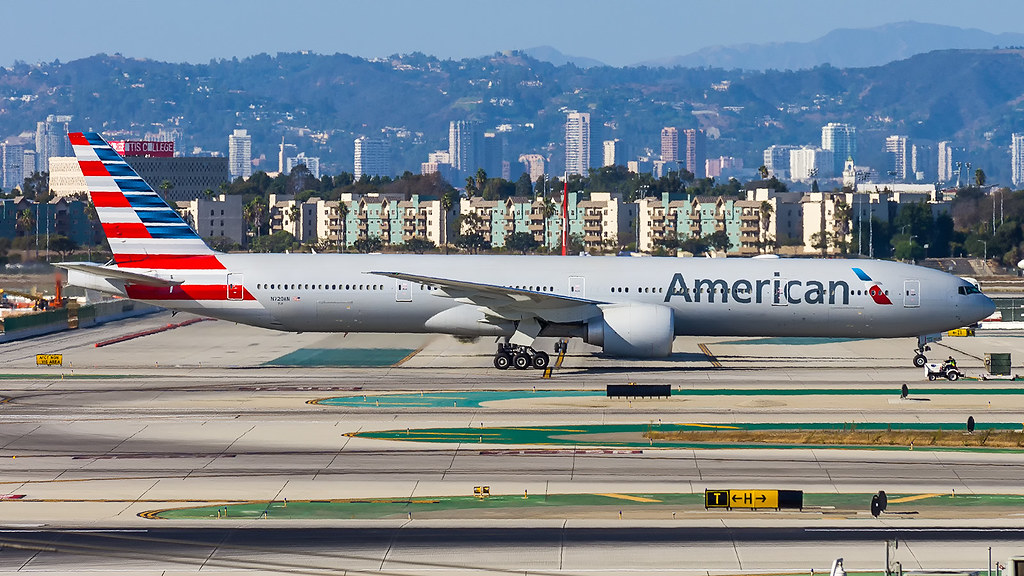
851,268 -> 892,305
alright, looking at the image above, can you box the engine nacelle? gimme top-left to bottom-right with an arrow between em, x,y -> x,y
424,304 -> 513,336
585,303 -> 675,358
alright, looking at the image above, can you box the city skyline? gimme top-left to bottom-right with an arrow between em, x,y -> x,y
5,1 -> 1024,69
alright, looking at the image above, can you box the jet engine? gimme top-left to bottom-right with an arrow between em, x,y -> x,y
584,303 -> 675,358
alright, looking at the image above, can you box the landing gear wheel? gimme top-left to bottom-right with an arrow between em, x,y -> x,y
913,354 -> 927,368
512,353 -> 531,370
532,351 -> 550,369
494,352 -> 511,370
928,374 -> 936,381
947,371 -> 960,381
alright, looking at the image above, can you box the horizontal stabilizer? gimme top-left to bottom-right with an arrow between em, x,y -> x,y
55,262 -> 183,287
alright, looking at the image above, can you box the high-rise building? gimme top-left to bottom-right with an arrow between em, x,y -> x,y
683,129 -> 706,179
911,144 -> 934,182
660,127 -> 679,163
885,135 -> 908,181
1012,134 -> 1024,188
821,122 -> 856,176
228,129 -> 252,180
789,147 -> 834,181
565,112 -> 590,176
35,114 -> 72,173
481,133 -> 507,179
938,141 -> 955,183
1,140 -> 25,191
602,139 -> 626,167
354,136 -> 390,180
286,153 -> 320,179
762,145 -> 797,179
519,154 -> 546,183
278,138 -> 297,173
448,120 -> 479,176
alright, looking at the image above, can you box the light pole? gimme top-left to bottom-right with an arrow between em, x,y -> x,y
982,240 -> 987,261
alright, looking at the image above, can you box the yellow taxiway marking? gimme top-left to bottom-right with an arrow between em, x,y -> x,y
887,493 -> 944,504
393,345 -> 426,367
596,493 -> 662,503
698,343 -> 722,368
493,427 -> 587,432
677,423 -> 742,430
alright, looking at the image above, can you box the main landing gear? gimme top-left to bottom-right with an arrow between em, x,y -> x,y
493,342 -> 549,370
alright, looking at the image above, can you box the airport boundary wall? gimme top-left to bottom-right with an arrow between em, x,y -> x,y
0,300 -> 162,343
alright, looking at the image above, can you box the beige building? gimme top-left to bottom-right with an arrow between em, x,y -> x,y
176,194 -> 245,246
47,157 -> 88,199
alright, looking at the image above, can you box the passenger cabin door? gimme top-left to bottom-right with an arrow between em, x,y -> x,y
227,273 -> 244,301
395,280 -> 412,302
904,279 -> 920,308
569,276 -> 585,298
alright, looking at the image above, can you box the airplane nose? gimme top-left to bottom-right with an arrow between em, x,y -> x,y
980,295 -> 996,321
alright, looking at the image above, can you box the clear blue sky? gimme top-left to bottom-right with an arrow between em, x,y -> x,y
6,0 -> 1024,67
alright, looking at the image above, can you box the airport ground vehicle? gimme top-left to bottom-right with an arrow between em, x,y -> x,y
925,362 -> 964,381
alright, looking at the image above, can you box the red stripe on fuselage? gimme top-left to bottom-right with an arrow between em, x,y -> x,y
102,222 -> 151,239
126,284 -> 255,301
78,160 -> 109,176
91,192 -> 132,208
113,254 -> 226,270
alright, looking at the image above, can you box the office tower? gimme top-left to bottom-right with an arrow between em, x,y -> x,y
762,145 -> 797,179
789,147 -> 834,181
911,144 -> 934,182
35,114 -> 72,173
938,141 -> 955,183
660,127 -> 679,163
1,141 -> 25,190
518,154 -> 545,183
278,138 -> 297,173
821,122 -> 856,176
603,139 -> 626,167
448,120 -> 479,176
228,129 -> 252,180
286,153 -> 320,179
1013,134 -> 1024,187
683,128 -> 706,179
481,133 -> 506,179
354,136 -> 390,180
564,111 -> 590,176
885,135 -> 908,181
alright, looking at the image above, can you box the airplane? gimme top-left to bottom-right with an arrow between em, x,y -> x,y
59,132 -> 995,370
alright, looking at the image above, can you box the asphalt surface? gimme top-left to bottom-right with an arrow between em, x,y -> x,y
2,310 -> 1024,573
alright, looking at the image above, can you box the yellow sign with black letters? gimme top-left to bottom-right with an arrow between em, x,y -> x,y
36,354 -> 63,366
705,489 -> 801,510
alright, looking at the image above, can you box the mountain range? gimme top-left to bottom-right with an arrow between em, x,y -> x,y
607,22 -> 1024,70
1,42 -> 1024,186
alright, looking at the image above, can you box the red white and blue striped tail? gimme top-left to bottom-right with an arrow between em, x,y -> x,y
69,132 -> 224,271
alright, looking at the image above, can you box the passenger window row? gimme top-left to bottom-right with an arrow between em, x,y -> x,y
256,283 -> 384,291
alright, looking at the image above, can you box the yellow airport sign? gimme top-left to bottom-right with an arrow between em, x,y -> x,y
947,328 -> 975,337
36,354 -> 63,366
704,489 -> 803,510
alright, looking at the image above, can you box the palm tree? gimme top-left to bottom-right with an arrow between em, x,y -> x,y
16,208 -> 35,236
440,189 -> 457,254
833,198 -> 852,255
338,202 -> 350,252
542,197 -> 556,251
759,200 -> 774,253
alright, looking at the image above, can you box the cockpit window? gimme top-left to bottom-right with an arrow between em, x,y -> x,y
958,285 -> 982,295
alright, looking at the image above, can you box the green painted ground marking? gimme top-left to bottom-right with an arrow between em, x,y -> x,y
149,492 -> 1024,520
265,348 -> 415,367
349,422 -> 1024,452
314,387 -> 1024,409
313,390 -> 597,408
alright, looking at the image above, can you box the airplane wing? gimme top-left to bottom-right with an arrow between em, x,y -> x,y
368,271 -> 604,312
55,262 -> 183,287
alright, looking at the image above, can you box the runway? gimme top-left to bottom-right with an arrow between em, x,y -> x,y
0,525 -> 1020,575
1,310 -> 1024,573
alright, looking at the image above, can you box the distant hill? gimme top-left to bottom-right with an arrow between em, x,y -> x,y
644,21 -> 1024,70
2,47 -> 1024,184
520,46 -> 605,69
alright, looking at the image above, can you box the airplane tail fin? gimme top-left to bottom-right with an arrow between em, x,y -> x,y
69,132 -> 222,270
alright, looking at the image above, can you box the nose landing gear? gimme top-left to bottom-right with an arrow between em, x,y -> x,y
912,333 -> 943,368
493,342 -> 549,370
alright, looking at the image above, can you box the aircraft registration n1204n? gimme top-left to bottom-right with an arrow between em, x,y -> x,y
60,132 -> 995,370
